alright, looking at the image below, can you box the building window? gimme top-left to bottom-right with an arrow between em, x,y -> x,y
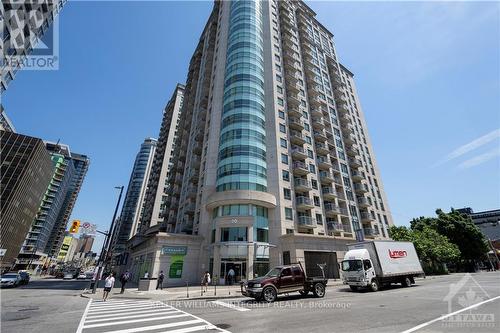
279,124 -> 286,133
285,207 -> 293,220
284,188 -> 291,200
311,179 -> 318,189
280,138 -> 287,148
279,110 -> 285,119
314,196 -> 320,206
282,170 -> 290,181
256,228 -> 269,242
309,164 -> 316,173
220,227 -> 247,242
281,154 -> 289,164
316,214 -> 323,225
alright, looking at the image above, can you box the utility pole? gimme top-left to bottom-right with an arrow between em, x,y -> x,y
92,186 -> 124,294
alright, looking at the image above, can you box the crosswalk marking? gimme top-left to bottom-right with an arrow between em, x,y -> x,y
86,308 -> 174,320
76,298 -> 229,333
85,310 -> 180,323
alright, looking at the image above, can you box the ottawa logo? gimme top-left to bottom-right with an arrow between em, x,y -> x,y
388,249 -> 407,259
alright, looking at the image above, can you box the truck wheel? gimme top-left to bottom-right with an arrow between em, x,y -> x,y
402,277 -> 412,288
369,279 -> 379,292
299,290 -> 309,296
312,283 -> 325,298
262,286 -> 277,302
349,285 -> 358,291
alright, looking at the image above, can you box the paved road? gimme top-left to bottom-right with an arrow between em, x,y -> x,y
1,272 -> 499,333
1,279 -> 89,333
166,271 -> 500,333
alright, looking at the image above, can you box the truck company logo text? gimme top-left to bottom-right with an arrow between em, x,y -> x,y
388,249 -> 407,259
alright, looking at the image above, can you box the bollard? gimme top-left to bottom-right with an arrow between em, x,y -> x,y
201,282 -> 203,296
186,280 -> 189,298
214,275 -> 217,296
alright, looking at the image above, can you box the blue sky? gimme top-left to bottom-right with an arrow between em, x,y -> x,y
2,1 -> 499,253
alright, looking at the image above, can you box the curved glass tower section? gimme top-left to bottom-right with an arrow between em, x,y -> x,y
217,0 -> 267,192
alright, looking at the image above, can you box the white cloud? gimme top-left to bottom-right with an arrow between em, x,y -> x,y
458,147 -> 500,169
433,128 -> 500,167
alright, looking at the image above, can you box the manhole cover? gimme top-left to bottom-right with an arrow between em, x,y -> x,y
379,305 -> 385,307
18,307 -> 39,312
216,324 -> 231,329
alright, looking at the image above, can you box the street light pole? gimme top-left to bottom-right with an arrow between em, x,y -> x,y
91,186 -> 124,294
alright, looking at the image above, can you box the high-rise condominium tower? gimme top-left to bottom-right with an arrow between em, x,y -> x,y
130,0 -> 393,283
140,84 -> 184,232
112,137 -> 157,256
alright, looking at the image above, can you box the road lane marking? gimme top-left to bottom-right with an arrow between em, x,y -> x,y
210,300 -> 250,312
86,308 -> 173,319
88,303 -> 170,312
158,325 -> 216,333
76,299 -> 92,333
83,313 -> 190,329
99,319 -> 205,333
400,295 -> 500,333
88,302 -> 164,311
85,310 -> 181,323
90,300 -> 154,307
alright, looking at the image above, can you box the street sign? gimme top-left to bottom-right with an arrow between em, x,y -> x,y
79,222 -> 97,235
161,246 -> 187,255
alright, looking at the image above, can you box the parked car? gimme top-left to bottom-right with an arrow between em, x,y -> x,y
76,273 -> 87,280
1,273 -> 22,288
241,263 -> 327,302
55,271 -> 65,279
18,271 -> 30,285
63,272 -> 74,280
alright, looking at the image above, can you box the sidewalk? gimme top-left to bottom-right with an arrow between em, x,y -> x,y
81,279 -> 345,301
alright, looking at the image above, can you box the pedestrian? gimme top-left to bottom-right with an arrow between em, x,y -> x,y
156,270 -> 165,290
227,268 -> 235,285
201,271 -> 211,292
144,271 -> 149,279
103,272 -> 115,301
119,270 -> 130,294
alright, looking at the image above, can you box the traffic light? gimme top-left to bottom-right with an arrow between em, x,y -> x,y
69,220 -> 80,234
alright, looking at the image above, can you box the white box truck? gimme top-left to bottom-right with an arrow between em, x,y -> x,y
341,240 -> 424,292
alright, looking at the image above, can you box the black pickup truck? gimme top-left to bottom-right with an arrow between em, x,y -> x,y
240,262 -> 327,302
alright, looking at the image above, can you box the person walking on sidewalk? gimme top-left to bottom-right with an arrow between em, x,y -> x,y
144,271 -> 149,279
119,270 -> 130,294
103,272 -> 115,301
227,268 -> 235,285
201,271 -> 211,293
156,270 -> 165,290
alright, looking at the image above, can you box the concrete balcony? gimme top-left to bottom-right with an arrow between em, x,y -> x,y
314,130 -> 328,142
292,161 -> 309,176
286,81 -> 301,94
349,157 -> 363,168
360,211 -> 375,222
357,196 -> 370,208
288,108 -> 302,118
310,96 -> 326,108
317,156 -> 332,170
312,117 -> 325,129
307,85 -> 321,98
319,171 -> 334,184
347,146 -> 360,157
280,14 -> 295,30
343,133 -> 356,144
322,187 -> 338,200
331,163 -> 341,174
354,183 -> 369,193
186,187 -> 198,198
310,108 -> 323,118
296,196 -> 315,210
324,203 -> 342,217
351,170 -> 364,181
333,176 -> 344,186
185,203 -> 196,215
298,216 -> 317,228
285,71 -> 300,84
315,142 -> 330,155
288,117 -> 305,130
294,178 -> 312,192
363,227 -> 379,239
337,102 -> 349,113
287,94 -> 302,108
291,146 -> 308,160
290,130 -> 306,145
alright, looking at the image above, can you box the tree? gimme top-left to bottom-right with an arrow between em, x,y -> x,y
389,225 -> 460,266
410,209 -> 489,261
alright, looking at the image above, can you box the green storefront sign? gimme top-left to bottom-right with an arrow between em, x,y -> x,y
161,246 -> 187,255
161,246 -> 187,279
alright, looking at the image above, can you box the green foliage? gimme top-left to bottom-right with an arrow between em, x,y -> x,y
410,209 -> 489,260
389,225 -> 460,267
